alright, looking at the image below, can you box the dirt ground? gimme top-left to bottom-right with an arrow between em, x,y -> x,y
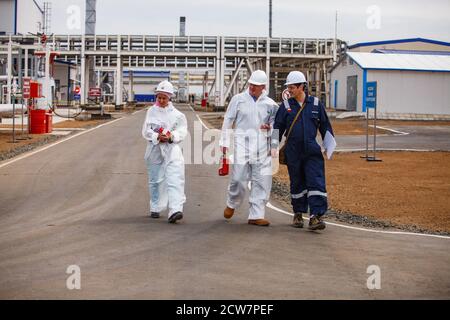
332,119 -> 392,135
201,116 -> 397,135
201,114 -> 450,136
201,114 -> 450,233
0,119 -> 111,160
53,119 -> 109,128
274,151 -> 450,233
0,131 -> 52,155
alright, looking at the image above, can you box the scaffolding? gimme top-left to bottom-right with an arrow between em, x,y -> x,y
43,2 -> 52,35
0,34 -> 347,108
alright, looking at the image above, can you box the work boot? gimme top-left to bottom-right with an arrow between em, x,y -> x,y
292,213 -> 304,228
224,206 -> 235,219
248,219 -> 270,227
150,212 -> 160,219
308,215 -> 326,230
168,212 -> 183,224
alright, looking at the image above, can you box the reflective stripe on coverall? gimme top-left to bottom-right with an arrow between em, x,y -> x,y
142,102 -> 188,217
220,89 -> 279,220
272,96 -> 335,216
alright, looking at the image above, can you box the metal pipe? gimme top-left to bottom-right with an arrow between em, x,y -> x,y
269,0 -> 272,38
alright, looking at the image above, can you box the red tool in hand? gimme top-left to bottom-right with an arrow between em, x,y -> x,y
218,155 -> 229,176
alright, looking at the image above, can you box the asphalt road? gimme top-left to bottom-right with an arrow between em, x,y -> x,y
0,105 -> 449,299
336,125 -> 450,151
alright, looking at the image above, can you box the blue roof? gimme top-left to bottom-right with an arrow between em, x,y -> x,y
349,38 -> 450,50
372,49 -> 450,56
123,71 -> 170,78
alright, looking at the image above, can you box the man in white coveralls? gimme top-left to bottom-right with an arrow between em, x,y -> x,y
220,70 -> 279,226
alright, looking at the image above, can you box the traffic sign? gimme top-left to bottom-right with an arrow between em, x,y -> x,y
73,94 -> 81,100
23,77 -> 31,99
365,82 -> 377,109
74,86 -> 81,94
88,87 -> 102,97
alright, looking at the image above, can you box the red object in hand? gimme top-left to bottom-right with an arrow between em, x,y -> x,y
158,127 -> 164,133
218,155 -> 229,176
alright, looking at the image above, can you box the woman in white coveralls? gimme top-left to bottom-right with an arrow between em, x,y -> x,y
142,80 -> 188,223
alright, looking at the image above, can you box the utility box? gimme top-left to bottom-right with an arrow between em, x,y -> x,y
30,81 -> 42,99
45,113 -> 53,133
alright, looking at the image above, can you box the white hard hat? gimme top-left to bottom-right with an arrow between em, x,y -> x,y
285,71 -> 307,86
248,70 -> 268,86
155,80 -> 174,96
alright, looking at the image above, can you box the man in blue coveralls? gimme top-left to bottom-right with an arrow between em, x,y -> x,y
271,71 -> 336,230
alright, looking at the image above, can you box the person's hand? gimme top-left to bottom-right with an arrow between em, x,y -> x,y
271,148 -> 278,158
260,124 -> 271,131
158,133 -> 169,143
221,146 -> 228,154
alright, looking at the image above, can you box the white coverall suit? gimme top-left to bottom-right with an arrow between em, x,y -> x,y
220,89 -> 279,220
142,102 -> 188,218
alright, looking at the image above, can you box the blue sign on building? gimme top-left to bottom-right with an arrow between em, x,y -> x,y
73,94 -> 81,100
365,81 -> 377,109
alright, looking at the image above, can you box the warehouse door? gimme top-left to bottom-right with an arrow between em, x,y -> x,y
346,75 -> 357,111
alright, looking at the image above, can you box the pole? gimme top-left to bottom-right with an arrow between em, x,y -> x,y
334,11 -> 338,63
17,47 -> 26,140
371,103 -> 382,161
7,37 -> 12,104
269,0 -> 272,38
9,94 -> 17,143
361,106 -> 369,159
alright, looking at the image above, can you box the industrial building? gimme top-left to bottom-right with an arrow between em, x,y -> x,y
123,71 -> 170,103
330,38 -> 450,116
0,0 -> 45,35
0,0 -> 346,117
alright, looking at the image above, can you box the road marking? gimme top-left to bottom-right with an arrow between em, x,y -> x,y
266,202 -> 450,240
132,108 -> 147,115
187,104 -> 209,130
335,148 -> 441,152
0,117 -> 125,169
369,125 -> 409,135
188,105 -> 450,240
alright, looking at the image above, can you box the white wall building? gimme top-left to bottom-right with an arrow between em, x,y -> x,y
330,38 -> 450,116
0,0 -> 44,35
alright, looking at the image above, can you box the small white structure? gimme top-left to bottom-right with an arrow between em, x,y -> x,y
330,39 -> 450,116
53,59 -> 79,106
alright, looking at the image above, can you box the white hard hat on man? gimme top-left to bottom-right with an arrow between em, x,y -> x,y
285,71 -> 307,85
248,70 -> 268,86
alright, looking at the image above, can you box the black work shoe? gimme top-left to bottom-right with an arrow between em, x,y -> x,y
308,215 -> 326,230
168,212 -> 183,224
150,212 -> 160,219
292,213 -> 304,228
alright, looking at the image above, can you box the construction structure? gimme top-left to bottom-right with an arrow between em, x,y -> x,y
0,34 -> 346,110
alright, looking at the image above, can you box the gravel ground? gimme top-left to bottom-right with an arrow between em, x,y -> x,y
0,134 -> 61,161
272,173 -> 450,237
202,113 -> 450,235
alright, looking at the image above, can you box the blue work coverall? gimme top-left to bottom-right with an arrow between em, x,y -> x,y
272,95 -> 335,216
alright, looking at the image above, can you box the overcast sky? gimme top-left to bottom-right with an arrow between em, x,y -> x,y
47,0 -> 450,45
